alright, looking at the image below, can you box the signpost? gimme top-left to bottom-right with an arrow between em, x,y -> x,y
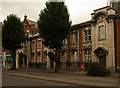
80,64 -> 85,71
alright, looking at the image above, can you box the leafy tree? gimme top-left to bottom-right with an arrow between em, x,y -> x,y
37,1 -> 71,72
2,14 -> 25,69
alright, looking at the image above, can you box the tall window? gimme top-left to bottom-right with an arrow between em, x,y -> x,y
75,32 -> 78,43
72,51 -> 78,62
72,33 -> 75,43
71,32 -> 78,44
32,52 -> 35,63
65,39 -> 67,44
99,26 -> 105,39
88,30 -> 91,41
62,52 -> 67,62
84,30 -> 91,42
84,50 -> 91,63
63,39 -> 67,45
32,41 -> 35,49
84,30 -> 87,41
38,52 -> 41,63
37,40 -> 41,49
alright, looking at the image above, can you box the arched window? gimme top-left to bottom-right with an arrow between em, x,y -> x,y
84,50 -> 91,63
32,52 -> 35,63
62,52 -> 67,62
72,51 -> 78,62
38,52 -> 41,63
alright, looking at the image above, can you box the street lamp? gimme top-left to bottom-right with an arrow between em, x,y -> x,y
27,30 -> 29,68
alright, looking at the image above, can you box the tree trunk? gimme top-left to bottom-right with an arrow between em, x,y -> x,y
50,59 -> 54,70
53,48 -> 60,72
10,50 -> 16,70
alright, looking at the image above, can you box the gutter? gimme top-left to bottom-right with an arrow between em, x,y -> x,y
114,18 -> 117,72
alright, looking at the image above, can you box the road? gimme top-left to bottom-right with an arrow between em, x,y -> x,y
2,75 -> 117,88
2,75 -> 77,86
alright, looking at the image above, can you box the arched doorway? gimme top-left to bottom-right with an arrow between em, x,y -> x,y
19,53 -> 27,67
94,47 -> 108,67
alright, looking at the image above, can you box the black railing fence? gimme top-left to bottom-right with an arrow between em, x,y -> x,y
27,62 -> 90,72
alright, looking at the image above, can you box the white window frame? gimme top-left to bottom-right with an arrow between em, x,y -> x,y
84,29 -> 91,42
88,30 -> 91,41
99,25 -> 105,40
37,40 -> 41,49
84,50 -> 91,63
84,30 -> 88,42
75,32 -> 78,43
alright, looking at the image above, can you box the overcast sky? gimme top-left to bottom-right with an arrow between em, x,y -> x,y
0,0 -> 108,25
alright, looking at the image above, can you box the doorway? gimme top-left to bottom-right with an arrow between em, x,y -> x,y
99,56 -> 106,67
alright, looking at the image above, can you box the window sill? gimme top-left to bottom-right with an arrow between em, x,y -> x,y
37,47 -> 41,49
83,41 -> 91,43
71,42 -> 78,45
98,38 -> 106,41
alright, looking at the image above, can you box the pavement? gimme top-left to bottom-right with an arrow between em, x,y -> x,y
2,67 -> 120,87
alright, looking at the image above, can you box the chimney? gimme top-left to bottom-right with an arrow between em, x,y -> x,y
24,14 -> 27,20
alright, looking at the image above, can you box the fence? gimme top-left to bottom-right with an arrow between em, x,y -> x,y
27,62 -> 90,72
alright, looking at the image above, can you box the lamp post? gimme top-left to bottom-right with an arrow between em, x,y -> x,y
27,30 -> 29,68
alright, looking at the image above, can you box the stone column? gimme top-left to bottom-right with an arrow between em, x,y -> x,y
16,51 -> 19,69
3,52 -> 6,68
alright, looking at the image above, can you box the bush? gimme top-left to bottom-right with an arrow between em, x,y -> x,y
106,69 -> 111,75
84,62 -> 91,70
87,62 -> 107,77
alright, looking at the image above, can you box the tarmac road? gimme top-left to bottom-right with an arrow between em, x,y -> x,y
2,75 -> 77,86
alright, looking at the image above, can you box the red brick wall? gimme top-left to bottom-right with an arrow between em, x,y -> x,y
24,15 -> 37,35
116,19 -> 120,67
79,30 -> 83,62
67,34 -> 71,62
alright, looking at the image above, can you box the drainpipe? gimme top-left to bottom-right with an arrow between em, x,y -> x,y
114,18 -> 117,72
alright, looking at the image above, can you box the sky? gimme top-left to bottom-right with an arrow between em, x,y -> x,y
0,0 -> 108,25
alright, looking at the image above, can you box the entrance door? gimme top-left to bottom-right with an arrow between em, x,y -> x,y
99,56 -> 106,68
19,53 -> 23,67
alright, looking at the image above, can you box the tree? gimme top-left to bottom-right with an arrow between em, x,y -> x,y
2,14 -> 25,69
37,1 -> 72,72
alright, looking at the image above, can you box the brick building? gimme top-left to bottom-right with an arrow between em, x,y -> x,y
16,15 -> 50,69
15,2 -> 120,71
60,2 -> 120,71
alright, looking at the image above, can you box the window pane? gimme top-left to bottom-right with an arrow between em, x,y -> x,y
38,40 -> 41,48
85,37 -> 87,41
65,39 -> 67,44
88,30 -> 91,35
75,32 -> 78,43
84,30 -> 88,41
99,26 -> 105,39
89,36 -> 91,41
84,50 -> 91,63
85,31 -> 87,35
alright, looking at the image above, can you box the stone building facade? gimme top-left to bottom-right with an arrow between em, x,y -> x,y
61,3 -> 120,71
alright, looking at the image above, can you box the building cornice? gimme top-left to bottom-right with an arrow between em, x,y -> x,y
71,20 -> 92,30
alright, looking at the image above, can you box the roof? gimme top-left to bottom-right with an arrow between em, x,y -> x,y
28,20 -> 38,28
94,47 -> 108,56
71,20 -> 92,30
94,6 -> 110,12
